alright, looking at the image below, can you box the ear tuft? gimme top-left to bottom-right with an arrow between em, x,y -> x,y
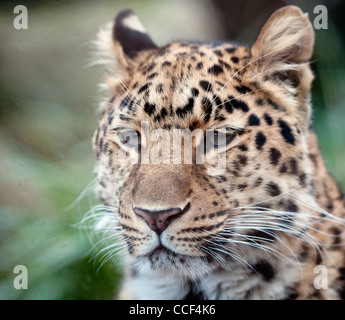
113,9 -> 157,58
251,5 -> 314,74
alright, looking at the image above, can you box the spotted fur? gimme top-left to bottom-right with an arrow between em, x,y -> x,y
89,6 -> 345,299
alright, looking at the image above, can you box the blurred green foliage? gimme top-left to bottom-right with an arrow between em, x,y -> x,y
0,0 -> 344,299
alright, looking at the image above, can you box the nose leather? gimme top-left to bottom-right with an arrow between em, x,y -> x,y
133,203 -> 190,234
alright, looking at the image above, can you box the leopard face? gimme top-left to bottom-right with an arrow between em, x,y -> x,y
91,7 -> 345,299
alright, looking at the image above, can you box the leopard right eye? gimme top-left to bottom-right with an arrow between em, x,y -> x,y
213,131 -> 237,149
118,129 -> 141,148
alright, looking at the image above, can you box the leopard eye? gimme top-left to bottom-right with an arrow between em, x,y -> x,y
213,131 -> 237,148
118,129 -> 141,148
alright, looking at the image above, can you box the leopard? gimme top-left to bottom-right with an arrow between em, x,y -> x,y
89,5 -> 345,299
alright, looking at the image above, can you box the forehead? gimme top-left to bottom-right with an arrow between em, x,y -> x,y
113,42 -> 254,130
133,42 -> 251,90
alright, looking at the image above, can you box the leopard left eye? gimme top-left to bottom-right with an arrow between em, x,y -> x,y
118,129 -> 141,148
213,131 -> 237,148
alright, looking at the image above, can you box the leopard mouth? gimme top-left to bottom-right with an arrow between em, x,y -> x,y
134,242 -> 219,279
148,244 -> 176,257
151,241 -> 215,261
145,243 -> 194,261
143,243 -> 202,265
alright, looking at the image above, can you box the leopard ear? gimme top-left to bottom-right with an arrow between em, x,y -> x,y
93,9 -> 157,91
113,9 -> 157,58
251,5 -> 314,77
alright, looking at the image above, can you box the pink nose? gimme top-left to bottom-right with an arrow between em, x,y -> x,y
133,204 -> 190,234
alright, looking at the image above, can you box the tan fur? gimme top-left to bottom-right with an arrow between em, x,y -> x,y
91,6 -> 345,300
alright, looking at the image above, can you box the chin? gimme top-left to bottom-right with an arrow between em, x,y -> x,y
130,244 -> 216,279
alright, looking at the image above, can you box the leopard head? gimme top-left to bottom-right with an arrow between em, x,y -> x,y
92,6 -> 316,278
